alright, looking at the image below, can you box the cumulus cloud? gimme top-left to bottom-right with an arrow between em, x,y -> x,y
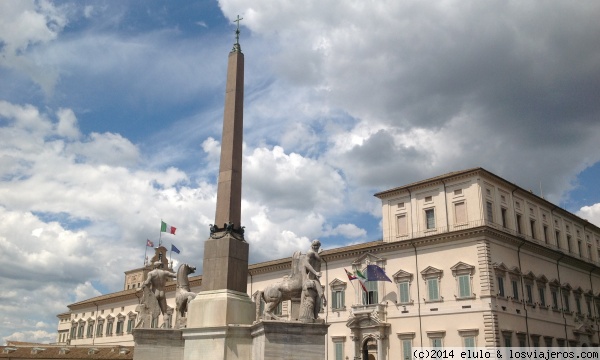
0,0 -> 68,95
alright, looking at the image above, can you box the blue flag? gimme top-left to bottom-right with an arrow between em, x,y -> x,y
366,264 -> 392,282
171,244 -> 181,254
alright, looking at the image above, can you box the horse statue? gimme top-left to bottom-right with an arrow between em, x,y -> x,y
257,251 -> 322,320
175,263 -> 197,329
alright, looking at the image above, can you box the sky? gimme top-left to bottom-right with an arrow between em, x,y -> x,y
1,0 -> 600,344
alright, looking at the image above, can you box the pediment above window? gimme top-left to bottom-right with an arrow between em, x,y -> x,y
508,266 -> 521,276
548,279 -> 561,288
450,262 -> 475,276
536,275 -> 548,284
420,266 -> 443,278
493,262 -> 508,273
330,278 -> 347,290
523,271 -> 536,281
352,253 -> 386,268
392,269 -> 413,282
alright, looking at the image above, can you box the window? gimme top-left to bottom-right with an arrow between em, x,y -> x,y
556,339 -> 565,347
530,220 -> 536,239
396,214 -> 408,236
402,339 -> 412,360
127,319 -> 134,333
96,323 -> 103,337
87,323 -> 93,338
516,214 -> 522,234
525,284 -> 533,304
459,329 -> 478,349
331,337 -> 346,360
451,261 -> 475,299
486,201 -> 494,223
538,286 -> 546,307
394,270 -> 414,305
363,280 -> 378,305
497,276 -> 505,297
512,280 -> 519,300
577,241 -> 582,257
454,189 -> 462,196
587,244 -> 592,260
116,320 -> 124,334
427,331 -> 445,348
575,296 -> 582,315
274,301 -> 283,316
425,209 -> 436,230
454,201 -> 467,224
422,267 -> 443,302
567,235 -> 572,252
551,288 -> 559,310
331,289 -> 345,310
334,342 -> 344,360
70,326 -> 76,339
504,333 -> 512,347
501,208 -> 508,228
427,278 -> 440,301
398,202 -> 405,209
563,292 -> 570,312
106,322 -> 113,337
464,336 -> 476,349
151,317 -> 158,328
425,196 -> 433,202
543,226 -> 549,244
399,333 -> 416,360
398,281 -> 410,304
586,297 -> 592,316
555,231 -> 561,247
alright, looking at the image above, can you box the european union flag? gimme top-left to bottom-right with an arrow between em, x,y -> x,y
366,264 -> 392,282
171,244 -> 181,254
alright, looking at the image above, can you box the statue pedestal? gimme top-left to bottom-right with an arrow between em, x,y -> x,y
182,289 -> 255,360
133,329 -> 184,360
251,320 -> 330,360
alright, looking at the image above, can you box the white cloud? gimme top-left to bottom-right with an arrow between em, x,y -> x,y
578,204 -> 600,228
0,0 -> 68,94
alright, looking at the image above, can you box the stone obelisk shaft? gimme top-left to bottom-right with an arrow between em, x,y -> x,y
214,50 -> 244,229
200,48 -> 248,294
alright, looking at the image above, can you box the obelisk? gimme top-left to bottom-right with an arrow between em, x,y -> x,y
183,16 -> 254,360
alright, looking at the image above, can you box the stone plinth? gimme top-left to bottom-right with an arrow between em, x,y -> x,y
133,329 -> 184,360
251,321 -> 330,360
182,289 -> 255,360
202,234 -> 249,293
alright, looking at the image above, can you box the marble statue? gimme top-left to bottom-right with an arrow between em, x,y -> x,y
175,263 -> 197,329
258,240 -> 326,321
135,261 -> 176,328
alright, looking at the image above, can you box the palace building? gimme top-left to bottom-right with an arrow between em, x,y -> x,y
55,167 -> 600,359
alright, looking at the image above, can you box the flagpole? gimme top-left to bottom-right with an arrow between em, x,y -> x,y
169,243 -> 172,267
159,219 -> 163,247
144,240 -> 148,266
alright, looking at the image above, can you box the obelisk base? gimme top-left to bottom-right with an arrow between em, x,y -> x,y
182,289 -> 255,360
251,320 -> 330,360
133,329 -> 184,360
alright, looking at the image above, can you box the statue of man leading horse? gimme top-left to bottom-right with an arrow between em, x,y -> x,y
257,240 -> 326,321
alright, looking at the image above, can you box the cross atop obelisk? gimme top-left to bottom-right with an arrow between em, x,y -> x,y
202,16 -> 248,293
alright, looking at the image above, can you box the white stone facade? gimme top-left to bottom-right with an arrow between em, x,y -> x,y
56,168 -> 600,359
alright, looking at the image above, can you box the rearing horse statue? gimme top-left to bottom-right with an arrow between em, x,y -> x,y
175,263 -> 196,329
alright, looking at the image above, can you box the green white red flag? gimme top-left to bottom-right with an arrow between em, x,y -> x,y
160,221 -> 176,235
355,269 -> 368,292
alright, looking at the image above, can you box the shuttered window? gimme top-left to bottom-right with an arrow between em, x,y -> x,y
455,202 -> 466,224
458,275 -> 470,298
397,214 -> 408,235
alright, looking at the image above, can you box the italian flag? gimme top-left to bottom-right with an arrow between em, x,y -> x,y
355,269 -> 368,292
161,221 -> 176,235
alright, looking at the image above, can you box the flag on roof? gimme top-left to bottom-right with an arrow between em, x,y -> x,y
161,221 -> 176,235
366,264 -> 392,282
355,269 -> 368,292
345,268 -> 357,281
171,244 -> 180,254
146,239 -> 154,247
